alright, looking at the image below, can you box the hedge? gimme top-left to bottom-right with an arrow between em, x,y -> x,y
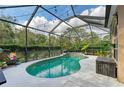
0,45 -> 61,51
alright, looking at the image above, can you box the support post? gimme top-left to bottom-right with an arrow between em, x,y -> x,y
89,24 -> 94,55
60,35 -> 63,54
25,27 -> 28,62
24,6 -> 39,62
69,31 -> 71,50
48,33 -> 51,57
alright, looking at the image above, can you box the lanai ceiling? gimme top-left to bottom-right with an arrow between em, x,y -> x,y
0,5 -> 109,37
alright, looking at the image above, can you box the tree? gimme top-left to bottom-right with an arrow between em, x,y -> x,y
0,16 -> 15,45
35,34 -> 47,46
14,28 -> 25,46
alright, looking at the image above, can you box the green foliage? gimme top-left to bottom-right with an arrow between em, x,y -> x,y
103,35 -> 110,41
96,50 -> 109,57
81,43 -> 89,52
0,45 -> 61,51
0,16 -> 111,57
0,17 -> 15,44
0,52 -> 9,68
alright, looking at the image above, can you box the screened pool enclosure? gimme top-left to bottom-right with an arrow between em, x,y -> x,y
0,5 -> 110,62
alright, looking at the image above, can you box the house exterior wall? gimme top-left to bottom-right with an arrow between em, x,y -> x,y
109,5 -> 124,83
117,6 -> 124,83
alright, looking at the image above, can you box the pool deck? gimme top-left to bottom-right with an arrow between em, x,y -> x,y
1,55 -> 124,87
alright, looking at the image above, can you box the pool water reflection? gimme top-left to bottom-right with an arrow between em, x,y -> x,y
26,56 -> 81,78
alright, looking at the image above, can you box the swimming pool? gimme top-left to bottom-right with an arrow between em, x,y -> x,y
26,55 -> 86,78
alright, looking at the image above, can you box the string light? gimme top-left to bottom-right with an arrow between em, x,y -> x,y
54,6 -> 57,13
67,10 -> 69,16
13,16 -> 17,22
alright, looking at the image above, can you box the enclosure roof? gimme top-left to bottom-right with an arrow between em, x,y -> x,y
105,5 -> 111,27
0,5 -> 108,37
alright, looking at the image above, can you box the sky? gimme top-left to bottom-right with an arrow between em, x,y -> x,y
0,5 -> 100,21
0,5 -> 107,35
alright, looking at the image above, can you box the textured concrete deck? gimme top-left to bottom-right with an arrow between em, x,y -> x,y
1,55 -> 124,87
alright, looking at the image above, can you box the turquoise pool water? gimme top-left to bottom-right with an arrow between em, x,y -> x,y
26,56 -> 82,78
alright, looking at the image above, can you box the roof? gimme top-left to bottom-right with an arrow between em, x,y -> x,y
105,5 -> 111,27
0,5 -> 108,38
